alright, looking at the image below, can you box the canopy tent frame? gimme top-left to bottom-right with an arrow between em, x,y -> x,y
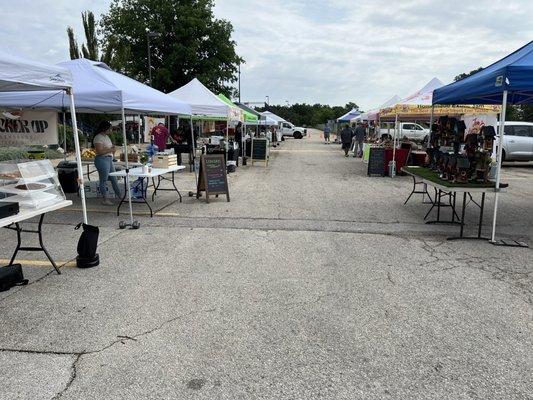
431,40 -> 533,246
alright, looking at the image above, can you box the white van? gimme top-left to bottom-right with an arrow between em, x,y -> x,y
500,122 -> 533,161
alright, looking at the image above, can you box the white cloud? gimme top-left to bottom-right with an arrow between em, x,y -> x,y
214,0 -> 533,109
2,0 -> 533,110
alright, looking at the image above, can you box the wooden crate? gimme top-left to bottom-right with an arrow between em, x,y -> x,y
152,154 -> 177,169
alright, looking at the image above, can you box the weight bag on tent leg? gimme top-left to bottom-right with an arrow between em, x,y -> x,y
75,223 -> 100,268
0,264 -> 28,292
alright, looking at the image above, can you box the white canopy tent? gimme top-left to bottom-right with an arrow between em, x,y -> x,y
260,111 -> 286,124
352,95 -> 401,123
0,58 -> 192,228
258,115 -> 279,126
0,52 -> 87,224
168,78 -> 230,119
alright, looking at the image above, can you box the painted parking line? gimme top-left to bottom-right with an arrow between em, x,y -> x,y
0,259 -> 76,268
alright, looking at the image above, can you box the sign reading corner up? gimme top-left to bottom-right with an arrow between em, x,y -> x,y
0,111 -> 58,146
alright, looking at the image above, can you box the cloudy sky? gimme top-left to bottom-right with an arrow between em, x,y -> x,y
3,0 -> 533,110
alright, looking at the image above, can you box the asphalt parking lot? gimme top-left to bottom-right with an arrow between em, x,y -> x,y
1,131 -> 532,399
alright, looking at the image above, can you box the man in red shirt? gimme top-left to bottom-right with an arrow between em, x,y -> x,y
151,122 -> 175,151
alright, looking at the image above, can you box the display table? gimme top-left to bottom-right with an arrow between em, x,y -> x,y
0,200 -> 73,274
81,160 -> 142,180
402,166 -> 508,241
109,165 -> 185,217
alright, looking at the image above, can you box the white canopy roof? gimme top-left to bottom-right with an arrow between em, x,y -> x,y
0,58 -> 191,115
258,115 -> 279,126
397,77 -> 444,106
0,51 -> 72,92
168,78 -> 228,118
260,111 -> 286,123
352,95 -> 401,122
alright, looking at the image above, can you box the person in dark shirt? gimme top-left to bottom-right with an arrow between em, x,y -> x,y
353,122 -> 366,158
340,125 -> 354,157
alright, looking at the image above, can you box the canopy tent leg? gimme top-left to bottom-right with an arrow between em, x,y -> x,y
121,106 -> 136,228
190,115 -> 198,185
62,111 -> 67,161
68,91 -> 88,224
490,90 -> 508,243
428,104 -> 435,146
137,114 -> 142,145
391,113 -> 399,177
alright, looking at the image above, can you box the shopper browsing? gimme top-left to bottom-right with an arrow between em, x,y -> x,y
353,122 -> 366,158
93,121 -> 121,206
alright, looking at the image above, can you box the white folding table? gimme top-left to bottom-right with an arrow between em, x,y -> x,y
109,165 -> 185,217
0,200 -> 73,274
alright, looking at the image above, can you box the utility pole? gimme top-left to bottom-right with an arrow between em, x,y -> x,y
146,30 -> 160,87
238,63 -> 241,103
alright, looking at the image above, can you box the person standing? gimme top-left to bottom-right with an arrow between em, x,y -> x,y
93,121 -> 121,206
340,124 -> 354,157
151,122 -> 175,151
323,124 -> 331,144
353,122 -> 366,158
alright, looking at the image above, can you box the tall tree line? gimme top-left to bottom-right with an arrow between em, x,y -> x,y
257,102 -> 359,127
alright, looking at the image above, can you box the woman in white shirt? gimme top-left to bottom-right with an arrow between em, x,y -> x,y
93,121 -> 121,205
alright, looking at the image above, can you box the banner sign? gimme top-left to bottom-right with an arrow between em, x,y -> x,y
380,104 -> 500,118
461,114 -> 498,136
143,116 -> 165,143
0,111 -> 58,146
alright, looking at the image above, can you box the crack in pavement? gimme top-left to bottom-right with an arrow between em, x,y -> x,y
51,354 -> 81,400
0,306 -> 217,400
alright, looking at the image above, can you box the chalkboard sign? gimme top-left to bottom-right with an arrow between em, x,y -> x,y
197,154 -> 230,203
251,138 -> 269,166
367,147 -> 385,176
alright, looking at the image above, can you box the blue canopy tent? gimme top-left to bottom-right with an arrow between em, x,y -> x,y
433,40 -> 533,245
336,108 -> 361,122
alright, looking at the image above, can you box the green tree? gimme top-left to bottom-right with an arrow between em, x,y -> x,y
67,27 -> 80,59
67,11 -> 120,67
67,11 -> 99,60
454,67 -> 483,82
100,0 -> 243,94
257,102 -> 358,127
80,11 -> 99,60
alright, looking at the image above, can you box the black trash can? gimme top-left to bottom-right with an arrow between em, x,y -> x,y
57,161 -> 79,193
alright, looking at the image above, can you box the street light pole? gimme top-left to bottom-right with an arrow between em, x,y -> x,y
146,31 -> 160,87
147,32 -> 152,87
238,63 -> 241,103
266,95 -> 270,106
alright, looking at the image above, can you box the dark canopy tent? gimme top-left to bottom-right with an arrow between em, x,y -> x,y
433,40 -> 533,244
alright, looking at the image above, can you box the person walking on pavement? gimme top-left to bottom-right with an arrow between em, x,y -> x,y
353,122 -> 366,158
323,124 -> 331,144
340,124 -> 354,157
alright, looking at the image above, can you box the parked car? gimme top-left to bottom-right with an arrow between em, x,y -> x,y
498,121 -> 533,161
379,122 -> 429,142
279,121 -> 307,139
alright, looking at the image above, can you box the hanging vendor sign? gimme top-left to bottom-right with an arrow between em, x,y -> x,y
143,116 -> 165,142
228,106 -> 243,122
461,114 -> 498,136
0,110 -> 58,146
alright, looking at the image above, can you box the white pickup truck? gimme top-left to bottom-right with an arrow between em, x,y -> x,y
380,122 -> 430,142
279,121 -> 307,139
